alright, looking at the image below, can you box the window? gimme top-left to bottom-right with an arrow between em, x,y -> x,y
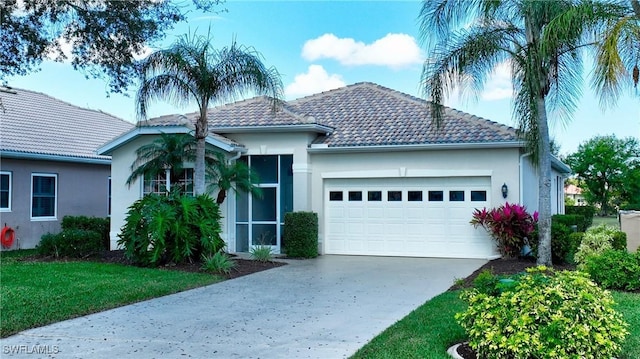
348,191 -> 363,201
31,173 -> 57,219
143,169 -> 194,196
0,171 -> 11,211
408,191 -> 423,201
368,191 -> 382,201
428,191 -> 443,201
449,190 -> 465,201
470,190 -> 487,201
329,191 -> 343,201
388,191 -> 402,201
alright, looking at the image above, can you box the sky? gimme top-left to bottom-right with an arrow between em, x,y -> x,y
5,0 -> 639,156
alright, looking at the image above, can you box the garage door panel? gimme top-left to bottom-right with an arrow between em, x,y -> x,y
325,177 -> 496,258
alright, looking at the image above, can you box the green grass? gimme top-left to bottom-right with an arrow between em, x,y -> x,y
591,215 -> 620,229
351,290 -> 640,359
0,251 -> 222,337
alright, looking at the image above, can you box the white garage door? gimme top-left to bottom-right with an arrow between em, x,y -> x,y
324,177 -> 494,258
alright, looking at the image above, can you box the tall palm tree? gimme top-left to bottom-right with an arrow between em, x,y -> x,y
419,0 -> 622,265
592,0 -> 640,107
126,132 -> 195,190
205,152 -> 262,204
136,33 -> 283,195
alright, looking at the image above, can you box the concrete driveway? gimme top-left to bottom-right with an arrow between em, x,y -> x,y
1,255 -> 485,358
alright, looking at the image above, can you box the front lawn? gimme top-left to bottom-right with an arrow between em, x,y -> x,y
0,251 -> 222,337
351,290 -> 640,359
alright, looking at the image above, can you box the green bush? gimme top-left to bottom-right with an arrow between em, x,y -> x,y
620,203 -> 640,210
611,231 -> 628,251
457,267 -> 628,358
574,224 -> 626,266
283,211 -> 318,258
582,250 -> 640,291
61,215 -> 110,250
117,192 -> 223,267
250,245 -> 274,262
565,205 -> 596,228
530,219 -> 581,264
552,214 -> 586,232
201,251 -> 236,274
37,229 -> 103,258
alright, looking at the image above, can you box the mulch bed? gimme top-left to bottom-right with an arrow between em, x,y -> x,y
21,250 -> 286,280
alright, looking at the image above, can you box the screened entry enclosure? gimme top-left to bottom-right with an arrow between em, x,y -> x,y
236,155 -> 293,252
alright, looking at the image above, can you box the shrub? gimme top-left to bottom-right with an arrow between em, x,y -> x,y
117,191 -> 223,267
61,215 -> 110,250
552,214 -> 586,232
582,250 -> 640,291
456,267 -> 628,359
201,251 -> 236,274
250,245 -> 273,262
611,231 -> 627,251
620,203 -> 640,210
565,205 -> 596,228
37,229 -> 103,258
470,203 -> 537,257
283,211 -> 318,258
574,224 -> 626,265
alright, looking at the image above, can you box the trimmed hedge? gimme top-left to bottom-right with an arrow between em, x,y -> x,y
582,249 -> 640,291
37,229 -> 103,258
62,215 -> 110,250
565,206 -> 595,228
283,212 -> 318,258
552,214 -> 587,232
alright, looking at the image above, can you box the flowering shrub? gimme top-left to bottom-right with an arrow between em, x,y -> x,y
471,202 -> 538,257
457,267 -> 629,359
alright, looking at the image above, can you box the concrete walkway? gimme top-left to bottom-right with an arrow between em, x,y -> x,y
1,256 -> 486,358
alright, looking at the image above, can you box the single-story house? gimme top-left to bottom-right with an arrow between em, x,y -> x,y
0,86 -> 134,249
99,82 -> 570,259
565,184 -> 586,206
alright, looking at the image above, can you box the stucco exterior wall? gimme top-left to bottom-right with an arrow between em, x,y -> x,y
308,147 -> 523,252
0,158 -> 110,249
520,155 -> 566,214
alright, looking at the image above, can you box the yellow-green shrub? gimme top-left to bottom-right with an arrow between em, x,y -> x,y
456,267 -> 628,358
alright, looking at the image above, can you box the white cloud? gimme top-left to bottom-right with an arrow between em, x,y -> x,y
301,33 -> 424,69
285,65 -> 346,98
481,61 -> 512,101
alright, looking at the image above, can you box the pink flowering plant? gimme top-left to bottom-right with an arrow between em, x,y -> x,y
470,202 -> 538,257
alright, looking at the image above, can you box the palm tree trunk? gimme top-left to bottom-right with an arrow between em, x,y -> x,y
536,96 -> 553,266
194,105 -> 208,195
216,189 -> 227,204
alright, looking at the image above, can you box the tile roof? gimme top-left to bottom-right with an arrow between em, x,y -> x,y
0,87 -> 134,161
145,82 -> 519,148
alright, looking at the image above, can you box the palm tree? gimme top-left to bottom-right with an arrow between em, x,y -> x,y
126,132 -> 196,190
419,0 -> 621,265
205,152 -> 262,204
136,33 -> 283,195
592,0 -> 640,107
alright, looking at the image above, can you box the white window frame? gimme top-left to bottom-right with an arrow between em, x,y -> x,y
31,173 -> 58,221
141,168 -> 195,196
0,171 -> 12,212
108,176 -> 111,216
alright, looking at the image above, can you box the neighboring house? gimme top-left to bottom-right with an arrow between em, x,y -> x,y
0,86 -> 134,249
565,184 -> 586,206
99,82 -> 570,259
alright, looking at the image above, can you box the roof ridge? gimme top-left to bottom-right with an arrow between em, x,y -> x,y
2,86 -> 130,124
289,82 -> 374,104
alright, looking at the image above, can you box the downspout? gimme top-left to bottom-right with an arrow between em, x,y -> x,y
227,150 -> 243,253
519,152 -> 532,206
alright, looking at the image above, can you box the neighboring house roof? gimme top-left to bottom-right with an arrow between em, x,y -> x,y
0,86 -> 133,163
565,184 -> 583,195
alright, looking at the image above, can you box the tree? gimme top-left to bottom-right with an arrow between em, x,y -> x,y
136,33 -> 283,195
419,0 -> 624,265
0,0 -> 224,93
126,133 -> 196,190
205,152 -> 262,204
566,135 -> 640,214
592,0 -> 640,107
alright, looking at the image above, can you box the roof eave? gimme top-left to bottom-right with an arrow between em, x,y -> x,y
0,150 -> 111,165
551,156 -> 572,174
97,126 -> 243,155
307,141 -> 524,153
212,124 -> 335,135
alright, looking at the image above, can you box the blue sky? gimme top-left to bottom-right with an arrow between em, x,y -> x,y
5,1 -> 639,155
